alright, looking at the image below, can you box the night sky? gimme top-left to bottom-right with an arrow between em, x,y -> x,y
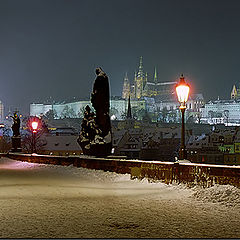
1,0 -> 240,114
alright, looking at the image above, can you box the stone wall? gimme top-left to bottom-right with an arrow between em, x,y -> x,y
3,153 -> 240,188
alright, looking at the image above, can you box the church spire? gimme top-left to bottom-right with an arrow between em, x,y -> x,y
122,72 -> 130,99
127,95 -> 132,119
139,56 -> 143,69
154,67 -> 158,84
231,84 -> 238,99
137,56 -> 144,78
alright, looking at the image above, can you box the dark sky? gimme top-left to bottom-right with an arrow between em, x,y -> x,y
1,0 -> 240,114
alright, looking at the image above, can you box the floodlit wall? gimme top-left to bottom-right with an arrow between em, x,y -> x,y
30,99 -> 146,120
30,104 -> 52,117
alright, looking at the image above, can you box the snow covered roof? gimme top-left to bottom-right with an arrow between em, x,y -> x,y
42,135 -> 82,151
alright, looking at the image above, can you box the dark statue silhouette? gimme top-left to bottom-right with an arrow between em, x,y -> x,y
77,67 -> 112,156
11,112 -> 20,137
11,111 -> 22,152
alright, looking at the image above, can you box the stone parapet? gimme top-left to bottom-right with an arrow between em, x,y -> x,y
2,153 -> 240,188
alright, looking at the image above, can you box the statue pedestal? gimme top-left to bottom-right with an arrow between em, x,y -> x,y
11,136 -> 22,152
80,141 -> 112,157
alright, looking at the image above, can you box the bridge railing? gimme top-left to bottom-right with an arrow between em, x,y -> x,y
2,153 -> 240,188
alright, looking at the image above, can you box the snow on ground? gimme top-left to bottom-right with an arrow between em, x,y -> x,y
0,158 -> 240,238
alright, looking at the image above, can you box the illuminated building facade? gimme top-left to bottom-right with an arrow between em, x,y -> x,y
30,98 -> 146,121
201,98 -> 240,125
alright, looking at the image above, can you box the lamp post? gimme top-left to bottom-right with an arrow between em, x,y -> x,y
31,121 -> 38,153
176,74 -> 190,160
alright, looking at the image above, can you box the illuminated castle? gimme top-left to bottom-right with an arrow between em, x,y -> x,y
122,57 -> 176,100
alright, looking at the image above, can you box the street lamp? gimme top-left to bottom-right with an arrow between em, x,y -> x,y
31,121 -> 38,153
176,74 -> 190,160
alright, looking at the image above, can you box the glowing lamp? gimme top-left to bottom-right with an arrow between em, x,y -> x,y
175,74 -> 190,160
31,121 -> 38,133
176,74 -> 190,106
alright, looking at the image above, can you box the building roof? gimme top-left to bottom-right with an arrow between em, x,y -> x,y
42,135 -> 82,151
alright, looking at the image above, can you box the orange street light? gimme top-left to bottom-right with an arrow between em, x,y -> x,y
176,74 -> 190,107
176,74 -> 190,160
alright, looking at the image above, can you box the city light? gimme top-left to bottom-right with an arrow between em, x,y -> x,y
110,114 -> 116,120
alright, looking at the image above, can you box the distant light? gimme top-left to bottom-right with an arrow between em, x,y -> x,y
111,115 -> 116,120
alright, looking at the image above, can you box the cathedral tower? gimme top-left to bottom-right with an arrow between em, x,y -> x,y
134,56 -> 145,99
122,72 -> 130,99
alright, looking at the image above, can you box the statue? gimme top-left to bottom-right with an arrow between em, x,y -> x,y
78,67 -> 112,156
11,111 -> 22,152
11,112 -> 20,137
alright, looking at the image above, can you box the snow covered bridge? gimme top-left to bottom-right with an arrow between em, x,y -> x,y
0,157 -> 240,238
3,152 -> 240,188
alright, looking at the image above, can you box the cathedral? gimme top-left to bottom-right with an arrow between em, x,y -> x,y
231,84 -> 240,99
122,57 -> 176,100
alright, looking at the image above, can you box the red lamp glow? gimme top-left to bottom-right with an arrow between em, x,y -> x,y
31,121 -> 38,133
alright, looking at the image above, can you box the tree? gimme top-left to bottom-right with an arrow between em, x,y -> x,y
61,105 -> 76,118
0,127 -> 11,153
44,109 -> 57,120
21,132 -> 46,153
21,117 -> 47,153
78,106 -> 86,118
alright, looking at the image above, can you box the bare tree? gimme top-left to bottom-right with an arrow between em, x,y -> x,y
0,127 -> 11,153
44,109 -> 57,120
21,117 -> 47,153
21,132 -> 46,153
